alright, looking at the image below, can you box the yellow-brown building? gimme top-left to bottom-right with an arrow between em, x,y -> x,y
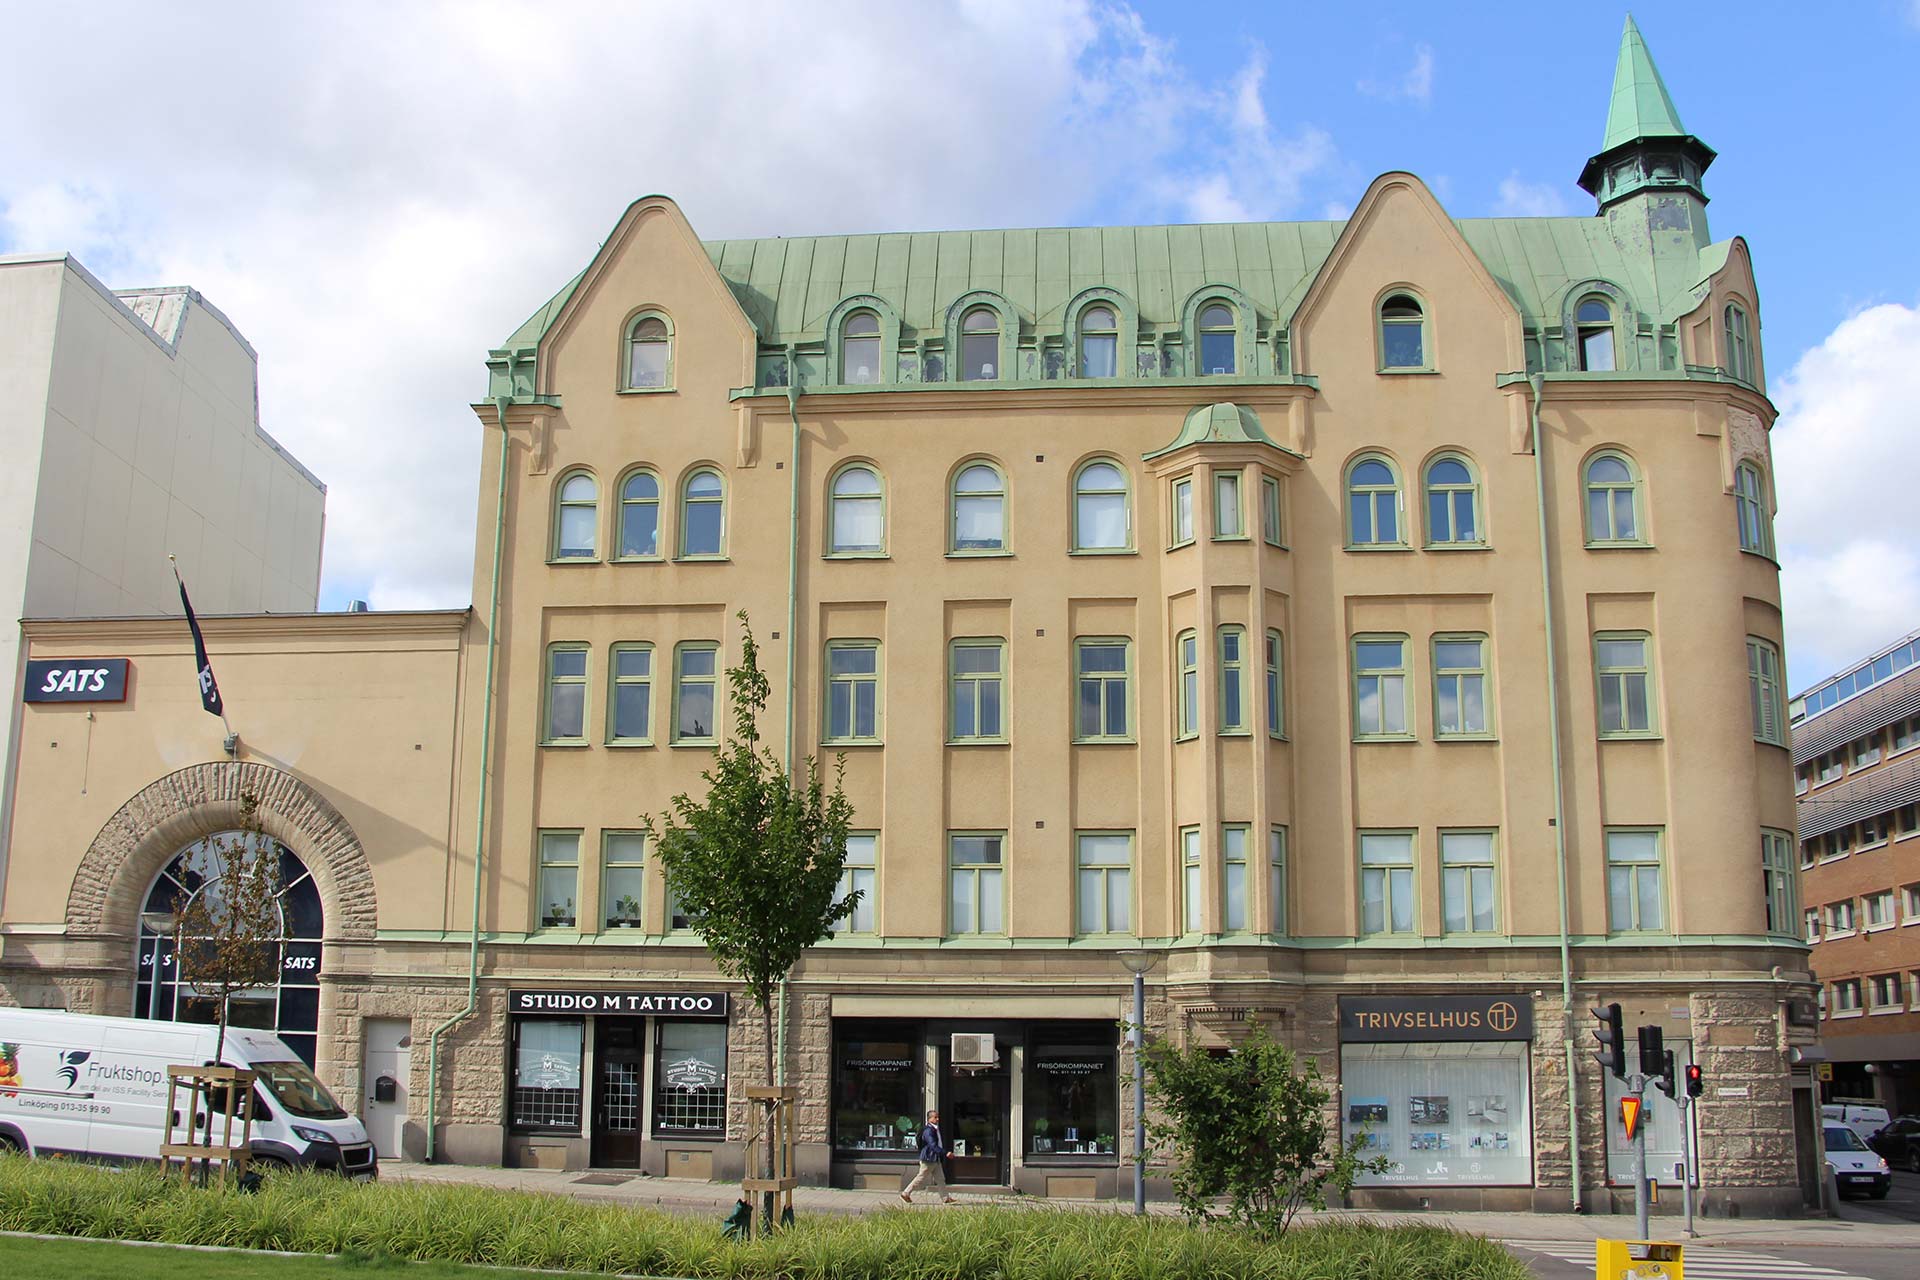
0,20 -> 1819,1212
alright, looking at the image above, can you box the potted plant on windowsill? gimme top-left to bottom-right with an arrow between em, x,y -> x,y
606,895 -> 642,929
542,898 -> 575,929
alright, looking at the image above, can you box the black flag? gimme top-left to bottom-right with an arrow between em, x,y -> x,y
176,574 -> 224,718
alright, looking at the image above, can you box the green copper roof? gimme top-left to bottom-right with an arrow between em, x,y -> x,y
1601,16 -> 1689,151
1145,402 -> 1292,460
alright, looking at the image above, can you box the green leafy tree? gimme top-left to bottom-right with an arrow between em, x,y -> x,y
646,612 -> 856,1228
1140,1025 -> 1387,1237
172,792 -> 283,1068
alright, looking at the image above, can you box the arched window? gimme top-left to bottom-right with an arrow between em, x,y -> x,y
1346,455 -> 1402,547
1378,293 -> 1427,369
617,469 -> 660,559
828,464 -> 885,555
680,469 -> 725,558
553,472 -> 597,560
1079,305 -> 1118,378
1073,459 -> 1131,551
1423,455 -> 1482,545
961,307 -> 1000,381
1734,461 -> 1772,556
951,462 -> 1006,552
1576,296 -> 1616,371
1724,303 -> 1752,383
627,314 -> 671,389
1197,302 -> 1237,375
1584,452 -> 1644,545
842,311 -> 881,385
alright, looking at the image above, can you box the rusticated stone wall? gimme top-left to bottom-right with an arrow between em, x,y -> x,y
1691,990 -> 1796,1198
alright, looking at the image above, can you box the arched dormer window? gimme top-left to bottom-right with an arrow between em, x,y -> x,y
951,461 -> 1007,553
1378,293 -> 1428,370
1576,296 -> 1616,371
1072,459 -> 1131,552
1423,454 -> 1482,546
617,468 -> 661,559
1734,460 -> 1772,556
1583,451 -> 1645,546
1724,303 -> 1753,383
1197,302 -> 1237,375
1079,306 -> 1119,378
1345,454 -> 1403,547
828,464 -> 885,555
679,468 -> 726,558
626,313 -> 672,390
553,471 -> 598,560
841,311 -> 881,385
961,307 -> 1000,381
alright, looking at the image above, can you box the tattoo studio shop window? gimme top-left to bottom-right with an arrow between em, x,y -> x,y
1025,1031 -> 1119,1160
833,1023 -> 922,1156
511,1018 -> 583,1133
653,1020 -> 727,1136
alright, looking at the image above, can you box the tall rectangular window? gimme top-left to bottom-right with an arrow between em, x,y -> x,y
1213,470 -> 1244,539
1170,477 -> 1194,545
1359,831 -> 1416,936
1265,630 -> 1284,737
1074,639 -> 1132,741
833,833 -> 877,935
1075,832 -> 1133,936
948,833 -> 1005,935
1606,828 -> 1666,932
544,644 -> 588,743
1595,632 -> 1656,737
825,641 -> 881,743
949,640 -> 1005,741
1268,826 -> 1287,934
1853,734 -> 1881,769
538,831 -> 580,929
673,642 -> 719,743
1222,824 -> 1249,931
1440,830 -> 1498,934
608,643 -> 653,744
652,1021 -> 726,1135
1433,635 -> 1490,737
1218,626 -> 1248,734
1262,474 -> 1283,546
511,1018 -> 583,1132
1352,635 -> 1410,739
602,831 -> 646,929
1761,830 -> 1797,937
1747,638 -> 1786,746
1181,826 -> 1202,933
1175,631 -> 1199,739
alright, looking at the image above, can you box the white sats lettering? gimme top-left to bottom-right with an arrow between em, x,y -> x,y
56,670 -> 79,692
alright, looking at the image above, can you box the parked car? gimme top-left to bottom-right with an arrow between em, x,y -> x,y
1825,1124 -> 1891,1199
1823,1102 -> 1891,1147
1867,1115 -> 1920,1172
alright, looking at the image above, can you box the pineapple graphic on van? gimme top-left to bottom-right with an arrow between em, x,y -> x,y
0,1044 -> 17,1096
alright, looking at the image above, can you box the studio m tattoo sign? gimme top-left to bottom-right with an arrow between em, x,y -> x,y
1338,993 -> 1534,1043
509,988 -> 728,1017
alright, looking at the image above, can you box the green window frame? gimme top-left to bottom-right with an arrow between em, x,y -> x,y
959,306 -> 1002,382
1432,634 -> 1491,738
552,470 -> 598,561
1583,451 -> 1645,546
1576,295 -> 1616,372
1261,474 -> 1284,546
1212,469 -> 1245,539
1071,459 -> 1132,552
537,831 -> 580,930
951,461 -> 1007,554
1377,292 -> 1429,371
1078,305 -> 1120,379
832,833 -> 877,935
607,643 -> 653,744
1605,828 -> 1667,933
1169,476 -> 1194,547
1761,829 -> 1798,938
1345,454 -> 1404,547
1352,634 -> 1411,740
1221,824 -> 1249,932
679,468 -> 726,559
672,642 -> 720,744
1175,629 -> 1199,740
1217,625 -> 1249,735
1724,303 -> 1752,383
840,311 -> 883,385
824,640 -> 881,744
1196,301 -> 1237,375
948,639 -> 1006,742
1734,461 -> 1772,557
543,643 -> 589,744
948,832 -> 1005,935
827,463 -> 886,556
1074,637 -> 1132,742
1439,829 -> 1498,935
1265,629 -> 1285,738
1422,454 -> 1483,546
1180,826 -> 1203,933
1359,830 -> 1416,936
616,468 -> 662,560
1748,637 -> 1786,747
1075,831 -> 1133,936
625,312 -> 672,390
1268,826 -> 1287,935
602,831 -> 646,929
1595,631 -> 1657,738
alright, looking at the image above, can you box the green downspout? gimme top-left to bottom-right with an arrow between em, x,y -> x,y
1530,373 -> 1582,1212
425,396 -> 511,1161
776,370 -> 802,1085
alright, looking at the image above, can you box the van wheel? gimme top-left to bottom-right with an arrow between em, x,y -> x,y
250,1155 -> 293,1177
0,1133 -> 23,1155
1909,1150 -> 1920,1174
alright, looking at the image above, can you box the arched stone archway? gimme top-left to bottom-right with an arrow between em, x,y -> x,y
66,761 -> 376,941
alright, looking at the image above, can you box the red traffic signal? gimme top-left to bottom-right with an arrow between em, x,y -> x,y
1684,1063 -> 1704,1098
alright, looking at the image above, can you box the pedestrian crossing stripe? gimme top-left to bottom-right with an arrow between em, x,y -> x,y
1503,1240 -> 1872,1280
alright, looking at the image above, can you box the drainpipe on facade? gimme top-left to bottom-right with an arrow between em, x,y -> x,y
775,371 -> 803,1087
1529,373 -> 1582,1211
425,397 -> 511,1161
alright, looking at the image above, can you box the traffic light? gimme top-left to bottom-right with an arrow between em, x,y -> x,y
1591,1002 -> 1626,1079
1684,1063 -> 1704,1098
1638,1025 -> 1665,1078
1653,1048 -> 1677,1098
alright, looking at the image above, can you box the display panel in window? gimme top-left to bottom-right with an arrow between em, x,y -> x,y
1342,1041 -> 1531,1186
833,1023 -> 921,1154
653,1020 -> 727,1135
512,1018 -> 583,1133
1025,1035 -> 1118,1160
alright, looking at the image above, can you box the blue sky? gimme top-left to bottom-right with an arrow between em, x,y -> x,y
2,2 -> 1916,691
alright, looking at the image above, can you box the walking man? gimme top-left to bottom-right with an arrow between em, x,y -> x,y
900,1108 -> 955,1203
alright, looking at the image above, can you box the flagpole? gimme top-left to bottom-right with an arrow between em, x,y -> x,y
169,555 -> 236,750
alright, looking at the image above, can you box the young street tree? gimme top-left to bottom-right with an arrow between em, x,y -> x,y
171,792 -> 284,1068
647,612 -> 856,1229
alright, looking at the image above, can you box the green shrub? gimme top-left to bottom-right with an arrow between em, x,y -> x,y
0,1158 -> 1529,1280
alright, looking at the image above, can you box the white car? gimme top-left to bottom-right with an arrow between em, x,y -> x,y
1824,1124 -> 1890,1199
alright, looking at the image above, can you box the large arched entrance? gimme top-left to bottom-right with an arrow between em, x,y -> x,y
134,829 -> 325,1065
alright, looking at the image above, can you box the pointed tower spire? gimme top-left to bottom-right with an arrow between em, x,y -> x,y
1578,15 -> 1715,212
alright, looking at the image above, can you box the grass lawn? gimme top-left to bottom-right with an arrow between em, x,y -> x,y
0,1233 -> 556,1279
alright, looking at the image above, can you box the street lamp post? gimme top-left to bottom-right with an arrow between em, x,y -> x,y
1118,949 -> 1161,1215
139,912 -> 178,1022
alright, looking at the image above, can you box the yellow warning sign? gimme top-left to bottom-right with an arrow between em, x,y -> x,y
1620,1094 -> 1644,1141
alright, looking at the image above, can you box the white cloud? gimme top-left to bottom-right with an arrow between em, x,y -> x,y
1358,43 -> 1434,106
1771,301 -> 1920,690
1493,173 -> 1572,217
0,1 -> 1342,611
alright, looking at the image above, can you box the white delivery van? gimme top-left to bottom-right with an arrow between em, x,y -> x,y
1822,1102 -> 1891,1146
0,1008 -> 374,1177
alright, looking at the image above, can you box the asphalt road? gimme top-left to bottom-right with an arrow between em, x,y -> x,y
1835,1166 -> 1920,1224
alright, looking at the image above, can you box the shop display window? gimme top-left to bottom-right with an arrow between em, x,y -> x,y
1340,1041 -> 1531,1186
1025,1033 -> 1118,1160
653,1020 -> 727,1136
511,1018 -> 583,1133
833,1022 -> 922,1155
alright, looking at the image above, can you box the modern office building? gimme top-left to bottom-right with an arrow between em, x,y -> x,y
1793,630 -> 1920,1119
0,19 -> 1818,1211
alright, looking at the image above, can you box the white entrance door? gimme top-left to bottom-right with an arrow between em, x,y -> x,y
363,1018 -> 412,1160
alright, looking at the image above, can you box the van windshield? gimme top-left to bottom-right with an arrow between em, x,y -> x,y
253,1060 -> 347,1120
1824,1126 -> 1868,1152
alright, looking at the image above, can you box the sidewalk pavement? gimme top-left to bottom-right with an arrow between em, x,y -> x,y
380,1161 -> 1920,1249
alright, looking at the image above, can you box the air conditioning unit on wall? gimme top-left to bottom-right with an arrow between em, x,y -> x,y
951,1032 -> 997,1067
